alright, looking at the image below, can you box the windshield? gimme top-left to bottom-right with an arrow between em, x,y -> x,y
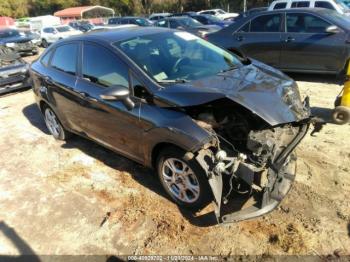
203,14 -> 222,22
217,9 -> 226,14
327,9 -> 350,26
177,17 -> 203,27
335,0 -> 350,10
56,26 -> 72,32
114,31 -> 242,82
0,29 -> 20,38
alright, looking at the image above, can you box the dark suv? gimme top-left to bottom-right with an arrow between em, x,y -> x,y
30,28 -> 310,223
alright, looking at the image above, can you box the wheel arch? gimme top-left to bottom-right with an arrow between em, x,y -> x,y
151,142 -> 188,169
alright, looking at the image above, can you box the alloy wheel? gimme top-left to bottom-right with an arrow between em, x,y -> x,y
161,158 -> 200,203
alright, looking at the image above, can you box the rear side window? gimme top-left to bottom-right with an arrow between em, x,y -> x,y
273,2 -> 287,9
82,44 -> 129,87
251,14 -> 281,32
315,1 -> 335,9
51,43 -> 78,75
291,1 -> 310,7
286,13 -> 331,33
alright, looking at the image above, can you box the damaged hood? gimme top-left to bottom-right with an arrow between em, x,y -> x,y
154,60 -> 310,126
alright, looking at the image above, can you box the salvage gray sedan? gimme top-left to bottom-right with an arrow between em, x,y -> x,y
30,28 -> 311,223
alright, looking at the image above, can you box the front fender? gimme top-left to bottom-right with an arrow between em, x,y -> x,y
142,113 -> 213,167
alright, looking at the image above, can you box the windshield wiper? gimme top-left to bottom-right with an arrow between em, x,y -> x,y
157,79 -> 189,84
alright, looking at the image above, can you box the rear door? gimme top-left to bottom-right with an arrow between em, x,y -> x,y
45,42 -> 84,131
233,13 -> 283,67
280,12 -> 346,72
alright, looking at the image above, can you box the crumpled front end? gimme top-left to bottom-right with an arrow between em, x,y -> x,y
0,47 -> 30,95
184,90 -> 311,223
195,121 -> 309,223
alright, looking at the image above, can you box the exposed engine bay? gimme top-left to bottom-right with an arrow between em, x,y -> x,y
186,99 -> 310,223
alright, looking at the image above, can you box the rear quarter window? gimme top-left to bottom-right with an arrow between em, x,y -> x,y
273,2 -> 287,9
315,1 -> 336,9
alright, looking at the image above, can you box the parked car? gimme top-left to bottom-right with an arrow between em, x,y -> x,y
0,46 -> 30,95
154,17 -> 221,37
108,17 -> 153,26
30,27 -> 311,223
22,30 -> 42,46
268,0 -> 350,15
197,9 -> 239,20
207,8 -> 350,75
0,28 -> 38,55
191,14 -> 232,28
69,21 -> 95,32
40,25 -> 81,48
148,13 -> 172,21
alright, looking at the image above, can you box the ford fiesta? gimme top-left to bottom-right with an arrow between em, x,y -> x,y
30,27 -> 311,223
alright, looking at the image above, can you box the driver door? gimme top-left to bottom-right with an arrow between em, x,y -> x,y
74,42 -> 143,161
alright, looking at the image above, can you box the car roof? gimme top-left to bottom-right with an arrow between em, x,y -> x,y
241,7 -> 336,18
63,27 -> 172,44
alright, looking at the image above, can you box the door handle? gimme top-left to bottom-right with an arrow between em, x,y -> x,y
44,76 -> 53,84
236,35 -> 244,41
285,36 -> 295,43
78,91 -> 97,102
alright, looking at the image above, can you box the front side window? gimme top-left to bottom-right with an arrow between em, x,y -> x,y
51,43 -> 78,75
114,31 -> 242,82
273,2 -> 287,9
286,13 -> 331,33
315,1 -> 336,9
250,14 -> 281,32
238,22 -> 250,32
56,26 -> 72,32
82,44 -> 129,88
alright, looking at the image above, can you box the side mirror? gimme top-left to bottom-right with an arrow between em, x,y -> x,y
100,85 -> 135,110
325,25 -> 340,34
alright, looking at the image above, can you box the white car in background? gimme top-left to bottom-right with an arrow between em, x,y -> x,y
40,25 -> 81,47
268,0 -> 350,15
197,9 -> 239,20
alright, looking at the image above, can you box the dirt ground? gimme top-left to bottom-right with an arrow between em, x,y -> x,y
0,52 -> 349,258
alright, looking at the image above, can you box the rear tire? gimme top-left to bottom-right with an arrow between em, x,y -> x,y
42,105 -> 70,140
156,147 -> 211,210
332,106 -> 350,125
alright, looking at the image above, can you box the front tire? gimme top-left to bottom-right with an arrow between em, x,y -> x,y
156,147 -> 211,210
43,106 -> 70,140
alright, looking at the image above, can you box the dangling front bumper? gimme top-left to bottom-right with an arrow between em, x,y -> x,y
195,122 -> 309,224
